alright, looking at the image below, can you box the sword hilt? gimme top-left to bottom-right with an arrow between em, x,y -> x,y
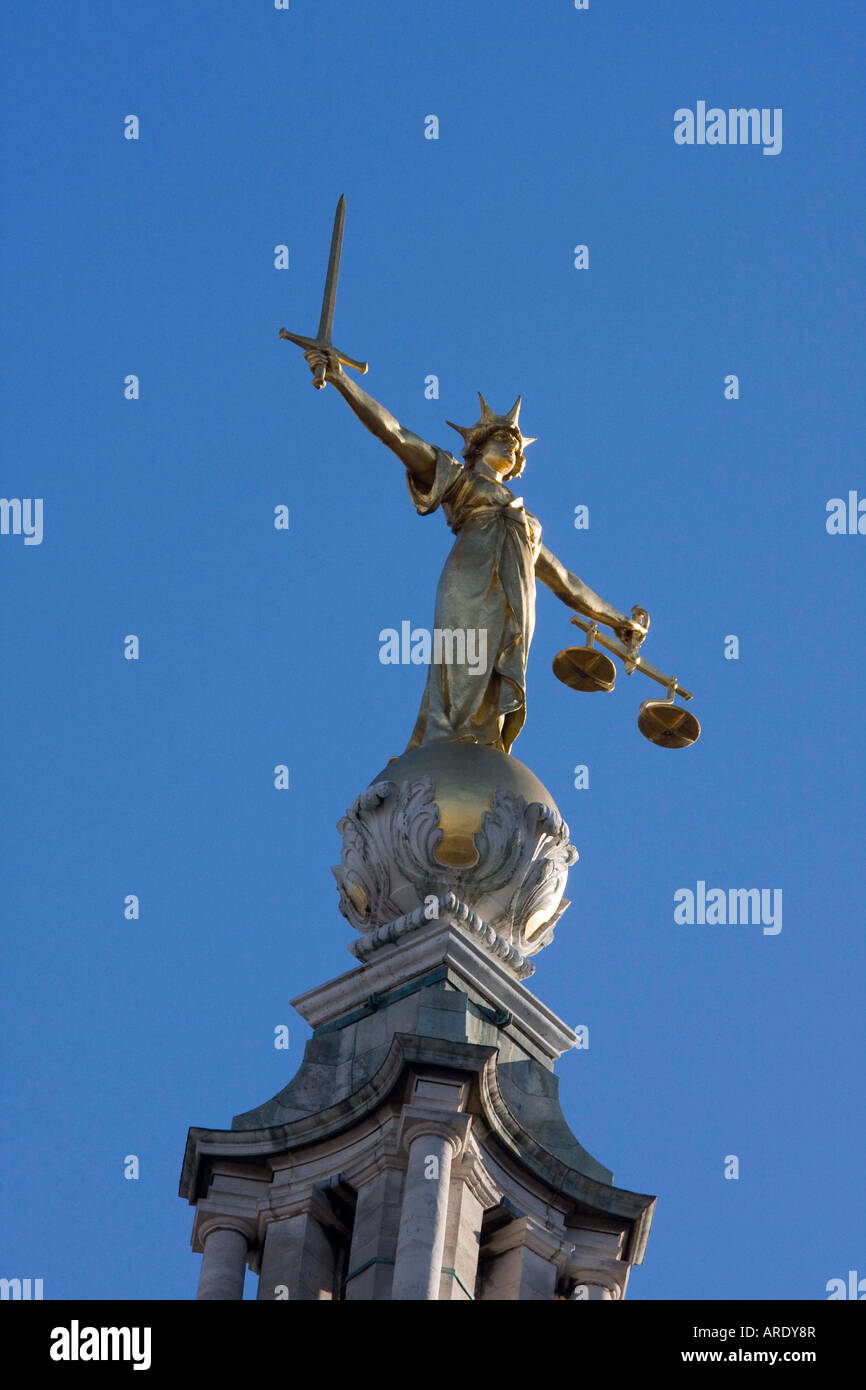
279,328 -> 369,389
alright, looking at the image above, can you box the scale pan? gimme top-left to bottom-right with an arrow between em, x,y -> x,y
552,646 -> 616,693
638,699 -> 701,749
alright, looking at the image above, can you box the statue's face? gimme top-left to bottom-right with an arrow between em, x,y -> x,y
478,428 -> 517,475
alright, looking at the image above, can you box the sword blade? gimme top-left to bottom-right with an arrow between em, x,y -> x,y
316,194 -> 346,345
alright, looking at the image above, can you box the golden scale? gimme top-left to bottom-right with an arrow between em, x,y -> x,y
553,607 -> 701,749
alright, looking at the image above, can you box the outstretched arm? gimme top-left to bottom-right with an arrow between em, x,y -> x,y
535,543 -> 644,644
304,348 -> 436,490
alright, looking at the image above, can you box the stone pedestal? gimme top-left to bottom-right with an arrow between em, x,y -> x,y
181,914 -> 654,1300
180,742 -> 655,1300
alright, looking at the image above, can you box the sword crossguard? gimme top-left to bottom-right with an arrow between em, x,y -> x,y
279,329 -> 368,389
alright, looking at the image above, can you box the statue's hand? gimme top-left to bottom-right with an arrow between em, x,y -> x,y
615,607 -> 650,648
304,346 -> 343,382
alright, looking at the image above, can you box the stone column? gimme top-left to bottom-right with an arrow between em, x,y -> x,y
257,1189 -> 352,1300
438,1156 -> 497,1300
438,1177 -> 483,1300
475,1217 -> 561,1301
343,1166 -> 405,1301
391,1107 -> 470,1301
196,1225 -> 249,1300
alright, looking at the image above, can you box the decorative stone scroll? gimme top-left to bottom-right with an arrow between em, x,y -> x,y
332,775 -> 578,962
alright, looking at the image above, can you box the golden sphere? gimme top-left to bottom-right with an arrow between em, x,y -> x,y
370,740 -> 562,868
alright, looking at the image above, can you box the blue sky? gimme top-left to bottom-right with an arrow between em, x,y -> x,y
2,1 -> 863,1300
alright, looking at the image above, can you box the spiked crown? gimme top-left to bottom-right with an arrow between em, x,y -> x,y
446,393 -> 536,481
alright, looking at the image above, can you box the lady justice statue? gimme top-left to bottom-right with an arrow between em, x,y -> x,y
282,197 -> 649,759
281,199 -> 699,963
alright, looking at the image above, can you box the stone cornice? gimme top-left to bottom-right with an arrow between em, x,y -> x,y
180,1036 -> 494,1201
350,896 -> 534,978
181,1032 -> 654,1265
291,921 -> 577,1062
451,1147 -> 501,1210
476,1055 -> 656,1265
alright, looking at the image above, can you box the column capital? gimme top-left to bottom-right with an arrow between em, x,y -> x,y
397,1104 -> 472,1161
193,1208 -> 259,1256
451,1149 -> 501,1209
482,1214 -> 573,1269
261,1183 -> 345,1231
567,1265 -> 625,1300
198,1217 -> 258,1251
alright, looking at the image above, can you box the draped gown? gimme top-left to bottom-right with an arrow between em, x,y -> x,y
405,447 -> 543,754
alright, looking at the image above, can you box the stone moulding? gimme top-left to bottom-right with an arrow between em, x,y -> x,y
333,776 -> 578,959
290,920 -> 578,1064
179,1033 -> 655,1269
475,1057 -> 654,1265
349,892 -> 535,978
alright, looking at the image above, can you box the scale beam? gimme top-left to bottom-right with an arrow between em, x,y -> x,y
569,616 -> 694,701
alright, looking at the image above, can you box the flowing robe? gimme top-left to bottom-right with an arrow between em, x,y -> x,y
405,447 -> 542,754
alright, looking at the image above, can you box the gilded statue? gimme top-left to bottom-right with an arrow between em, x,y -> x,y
281,198 -> 699,756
